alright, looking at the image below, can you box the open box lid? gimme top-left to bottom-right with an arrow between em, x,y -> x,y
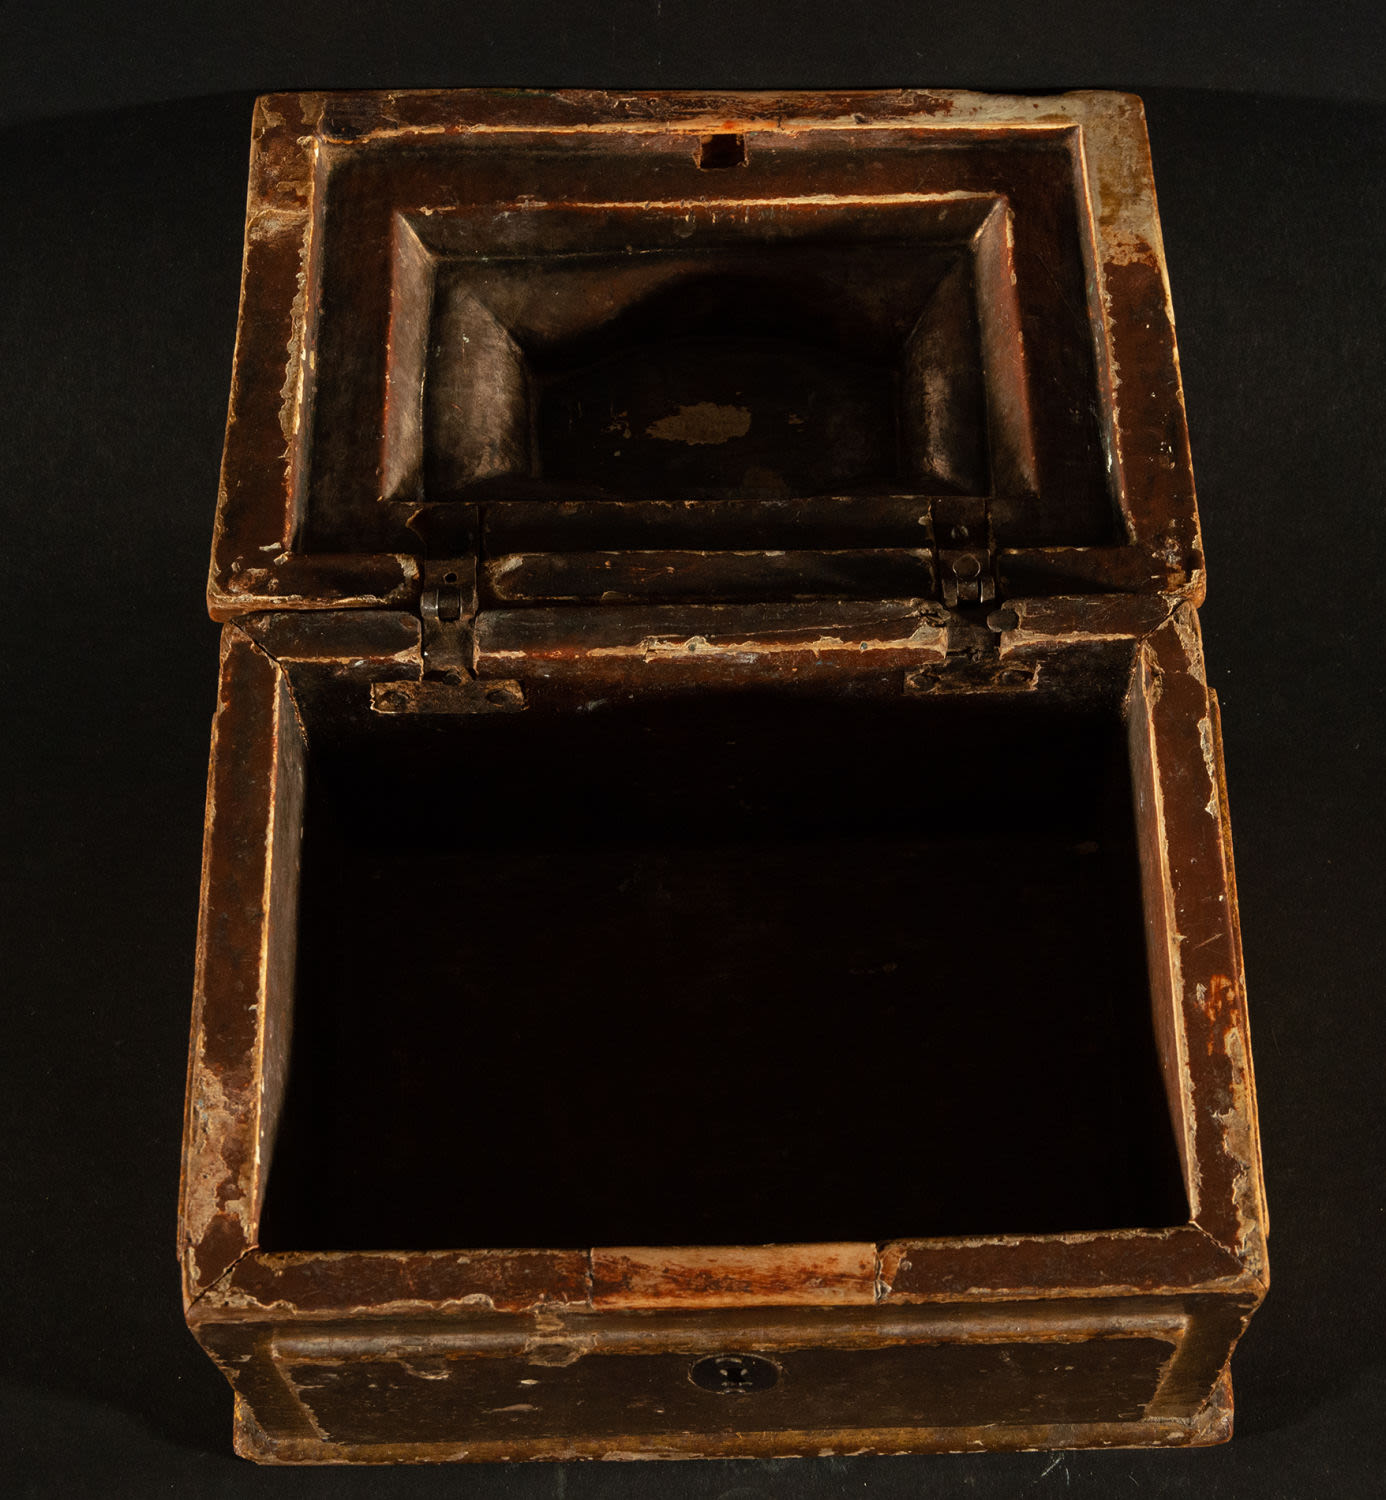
209,89 -> 1203,622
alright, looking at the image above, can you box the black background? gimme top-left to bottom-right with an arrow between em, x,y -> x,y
3,4 -> 1384,1496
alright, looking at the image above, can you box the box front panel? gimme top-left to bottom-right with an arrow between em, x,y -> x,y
272,1332 -> 1179,1448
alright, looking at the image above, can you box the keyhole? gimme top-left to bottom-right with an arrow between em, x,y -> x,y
690,1353 -> 778,1394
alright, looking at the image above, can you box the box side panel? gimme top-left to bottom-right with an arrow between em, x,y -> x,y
180,628 -> 306,1302
1144,609 -> 1267,1278
1127,644 -> 1197,1206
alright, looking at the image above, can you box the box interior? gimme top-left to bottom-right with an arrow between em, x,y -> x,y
258,678 -> 1189,1253
252,123 -> 1192,1257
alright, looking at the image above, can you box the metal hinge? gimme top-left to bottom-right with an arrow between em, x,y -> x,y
418,557 -> 475,682
370,557 -> 526,715
931,496 -> 997,608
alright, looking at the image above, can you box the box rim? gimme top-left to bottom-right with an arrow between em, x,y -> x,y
180,606 -> 1266,1322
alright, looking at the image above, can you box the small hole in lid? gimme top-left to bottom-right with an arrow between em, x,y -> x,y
697,134 -> 747,170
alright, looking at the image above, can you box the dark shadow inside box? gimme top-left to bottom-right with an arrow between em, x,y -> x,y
259,691 -> 1189,1252
533,295 -> 904,500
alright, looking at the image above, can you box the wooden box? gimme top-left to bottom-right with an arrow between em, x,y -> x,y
180,89 -> 1268,1463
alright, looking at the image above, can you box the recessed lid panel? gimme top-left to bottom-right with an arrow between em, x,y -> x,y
209,89 -> 1202,619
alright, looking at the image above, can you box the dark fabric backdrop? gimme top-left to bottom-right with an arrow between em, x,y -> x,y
3,5 -> 1383,1495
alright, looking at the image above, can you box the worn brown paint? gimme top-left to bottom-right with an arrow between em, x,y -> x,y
182,89 -> 1266,1463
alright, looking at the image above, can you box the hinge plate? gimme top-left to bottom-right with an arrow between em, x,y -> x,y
904,605 -> 1035,694
372,555 -> 527,714
370,678 -> 526,715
